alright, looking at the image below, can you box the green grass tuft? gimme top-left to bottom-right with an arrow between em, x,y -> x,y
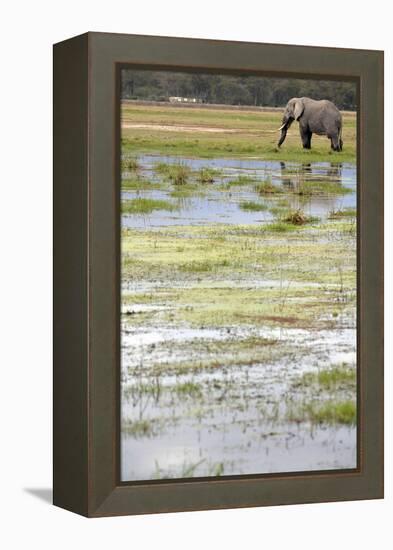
169,184 -> 201,198
300,364 -> 356,390
296,181 -> 353,196
122,156 -> 140,171
288,399 -> 356,425
154,162 -> 172,176
196,167 -> 221,183
175,382 -> 202,397
123,419 -> 156,437
121,177 -> 159,190
239,201 -> 268,212
328,208 -> 357,219
264,221 -> 298,232
308,400 -> 357,425
226,175 -> 256,187
121,198 -> 177,214
254,180 -> 283,194
282,209 -> 320,225
178,258 -> 231,273
153,161 -> 190,184
169,165 -> 191,185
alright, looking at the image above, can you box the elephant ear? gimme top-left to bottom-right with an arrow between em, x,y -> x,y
293,99 -> 304,121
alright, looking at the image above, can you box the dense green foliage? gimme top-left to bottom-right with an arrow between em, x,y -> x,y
121,70 -> 357,110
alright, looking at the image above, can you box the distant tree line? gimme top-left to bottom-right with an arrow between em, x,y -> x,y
121,70 -> 357,111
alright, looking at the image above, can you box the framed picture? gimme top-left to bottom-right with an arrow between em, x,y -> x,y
53,32 -> 384,517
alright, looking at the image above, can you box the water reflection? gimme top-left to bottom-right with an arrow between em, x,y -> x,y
278,161 -> 344,187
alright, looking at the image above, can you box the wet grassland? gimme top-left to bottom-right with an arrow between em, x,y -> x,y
121,102 -> 356,163
120,103 -> 357,480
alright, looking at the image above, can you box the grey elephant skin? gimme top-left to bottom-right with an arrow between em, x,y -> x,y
277,97 -> 343,151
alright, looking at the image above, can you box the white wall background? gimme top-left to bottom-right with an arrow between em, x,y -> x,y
1,1 -> 391,547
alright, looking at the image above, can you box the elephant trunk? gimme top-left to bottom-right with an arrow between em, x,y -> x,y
277,128 -> 287,147
277,117 -> 293,148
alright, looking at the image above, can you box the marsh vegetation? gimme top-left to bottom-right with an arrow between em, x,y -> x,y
120,102 -> 357,481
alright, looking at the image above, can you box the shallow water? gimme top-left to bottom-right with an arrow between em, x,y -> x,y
122,419 -> 356,480
121,321 -> 357,480
122,155 -> 356,228
120,154 -> 357,481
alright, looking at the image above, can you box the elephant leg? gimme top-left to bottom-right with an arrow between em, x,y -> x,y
300,127 -> 312,149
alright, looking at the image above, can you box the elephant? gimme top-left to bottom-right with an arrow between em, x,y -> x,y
277,97 -> 343,151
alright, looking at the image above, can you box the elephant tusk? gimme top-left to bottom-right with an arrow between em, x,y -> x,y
277,124 -> 286,131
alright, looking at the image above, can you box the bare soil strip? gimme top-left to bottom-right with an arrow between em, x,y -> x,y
122,122 -> 239,133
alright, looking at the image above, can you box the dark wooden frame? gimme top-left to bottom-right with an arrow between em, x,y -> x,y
53,32 -> 384,517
